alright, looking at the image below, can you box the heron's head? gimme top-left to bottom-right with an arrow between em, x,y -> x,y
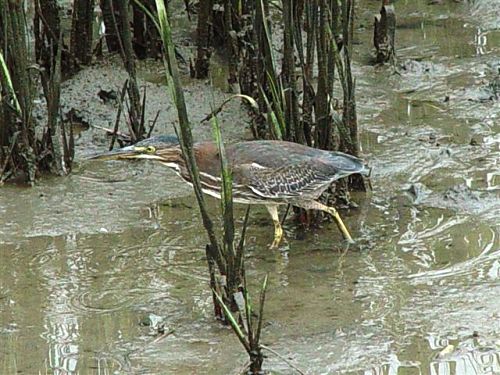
88,135 -> 179,162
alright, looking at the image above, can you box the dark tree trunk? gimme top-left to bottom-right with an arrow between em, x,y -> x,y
34,0 -> 62,75
302,1 -> 317,146
282,0 -> 302,143
114,0 -> 145,140
340,0 -> 359,157
315,0 -> 332,150
132,0 -> 161,59
223,0 -> 239,89
100,0 -> 121,53
374,1 -> 396,64
249,350 -> 264,374
35,0 -> 74,175
254,0 -> 279,139
211,1 -> 225,47
239,0 -> 258,99
0,0 -> 36,183
71,0 -> 95,69
193,0 -> 213,78
132,3 -> 146,59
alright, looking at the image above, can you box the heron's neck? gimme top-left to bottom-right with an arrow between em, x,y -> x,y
159,161 -> 182,172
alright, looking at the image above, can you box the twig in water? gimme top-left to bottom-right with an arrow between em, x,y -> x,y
150,328 -> 175,345
140,86 -> 147,137
0,131 -> 19,183
147,109 -> 161,138
90,124 -> 131,141
200,94 -> 259,124
77,176 -> 128,183
260,344 -> 307,375
123,100 -> 137,141
232,360 -> 250,375
129,329 -> 175,357
109,79 -> 129,151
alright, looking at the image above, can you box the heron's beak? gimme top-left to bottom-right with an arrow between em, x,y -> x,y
87,145 -> 165,161
360,164 -> 372,177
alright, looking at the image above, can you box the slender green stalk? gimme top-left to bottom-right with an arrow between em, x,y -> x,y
235,206 -> 250,280
255,0 -> 288,140
155,0 -> 224,271
260,87 -> 283,140
254,274 -> 268,345
244,275 -> 254,347
0,51 -> 21,115
210,111 -> 235,266
326,5 -> 357,156
326,23 -> 350,142
154,4 -> 268,372
207,94 -> 257,282
213,273 -> 268,362
259,0 -> 277,74
132,0 -> 160,32
266,72 -> 286,137
214,290 -> 251,354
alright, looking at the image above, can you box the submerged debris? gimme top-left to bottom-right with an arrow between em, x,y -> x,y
443,184 -> 481,203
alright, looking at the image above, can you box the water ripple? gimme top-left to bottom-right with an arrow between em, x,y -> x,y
407,226 -> 499,284
70,288 -> 178,314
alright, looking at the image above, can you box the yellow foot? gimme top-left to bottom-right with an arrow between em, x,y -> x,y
269,224 -> 283,249
295,200 -> 356,242
266,204 -> 284,249
328,207 -> 354,243
344,236 -> 355,245
270,238 -> 280,249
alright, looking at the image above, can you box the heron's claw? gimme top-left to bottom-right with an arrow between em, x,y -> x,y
270,238 -> 281,249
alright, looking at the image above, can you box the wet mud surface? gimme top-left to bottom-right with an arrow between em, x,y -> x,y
1,1 -> 499,374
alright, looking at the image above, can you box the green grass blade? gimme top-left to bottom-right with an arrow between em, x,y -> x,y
0,51 -> 21,115
254,273 -> 268,345
132,0 -> 161,33
259,86 -> 282,140
155,0 -> 223,268
259,0 -> 277,74
214,290 -> 251,354
210,110 -> 234,256
266,72 -> 286,136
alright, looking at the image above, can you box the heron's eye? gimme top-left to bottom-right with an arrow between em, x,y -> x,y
145,146 -> 156,153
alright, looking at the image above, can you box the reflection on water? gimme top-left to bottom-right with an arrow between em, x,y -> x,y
363,345 -> 500,375
1,0 -> 500,374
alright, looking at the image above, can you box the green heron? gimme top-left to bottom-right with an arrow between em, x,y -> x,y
91,135 -> 369,247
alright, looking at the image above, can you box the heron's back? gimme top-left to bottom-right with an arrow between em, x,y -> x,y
190,140 -> 367,204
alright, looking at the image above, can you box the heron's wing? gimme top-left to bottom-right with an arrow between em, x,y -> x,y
235,160 -> 337,199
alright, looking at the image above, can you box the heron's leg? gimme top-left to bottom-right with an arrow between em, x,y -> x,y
295,200 -> 354,243
266,204 -> 283,248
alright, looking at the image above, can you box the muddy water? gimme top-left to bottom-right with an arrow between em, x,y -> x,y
1,1 -> 499,374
